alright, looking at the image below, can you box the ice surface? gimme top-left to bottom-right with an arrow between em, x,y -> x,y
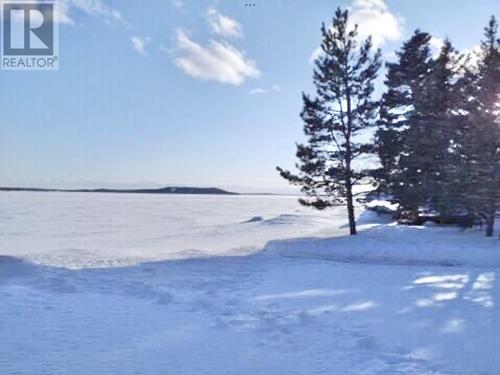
0,191 -> 345,268
0,191 -> 499,374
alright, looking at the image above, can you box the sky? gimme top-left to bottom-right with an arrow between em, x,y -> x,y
0,0 -> 498,193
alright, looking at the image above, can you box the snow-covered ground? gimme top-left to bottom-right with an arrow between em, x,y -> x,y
1,191 -> 499,374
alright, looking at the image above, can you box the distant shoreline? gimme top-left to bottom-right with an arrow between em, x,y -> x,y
0,186 -> 238,195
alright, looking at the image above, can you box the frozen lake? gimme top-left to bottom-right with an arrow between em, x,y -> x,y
0,191 -> 346,268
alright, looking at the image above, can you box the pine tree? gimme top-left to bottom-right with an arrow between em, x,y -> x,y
277,8 -> 381,235
420,40 -> 466,220
376,30 -> 433,214
460,16 -> 500,236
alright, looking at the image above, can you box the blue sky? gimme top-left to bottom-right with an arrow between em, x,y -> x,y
0,0 -> 498,193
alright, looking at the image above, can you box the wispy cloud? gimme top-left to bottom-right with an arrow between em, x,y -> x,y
207,7 -> 243,38
173,29 -> 259,85
171,0 -> 183,10
249,85 -> 280,95
0,0 -> 72,24
54,1 -> 74,24
4,0 -> 125,25
130,36 -> 150,55
309,0 -> 403,64
63,0 -> 125,25
309,47 -> 323,64
249,88 -> 268,95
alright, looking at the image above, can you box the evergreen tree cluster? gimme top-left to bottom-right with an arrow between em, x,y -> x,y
279,8 -> 499,237
377,19 -> 500,237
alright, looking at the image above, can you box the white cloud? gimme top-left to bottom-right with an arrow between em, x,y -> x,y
249,85 -> 280,95
173,29 -> 259,85
430,36 -> 444,57
430,36 -> 444,51
309,0 -> 403,64
53,1 -> 74,24
349,0 -> 403,48
462,44 -> 482,69
384,50 -> 398,62
0,0 -> 73,24
207,7 -> 243,38
48,0 -> 124,25
249,88 -> 268,95
131,36 -> 150,55
171,0 -> 183,10
69,0 -> 122,21
309,46 -> 323,64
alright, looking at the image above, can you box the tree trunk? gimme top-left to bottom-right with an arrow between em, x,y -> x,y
346,184 -> 357,235
485,210 -> 495,237
343,62 -> 358,236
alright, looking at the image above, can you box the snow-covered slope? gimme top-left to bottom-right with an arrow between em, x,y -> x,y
0,192 -> 499,374
266,216 -> 500,268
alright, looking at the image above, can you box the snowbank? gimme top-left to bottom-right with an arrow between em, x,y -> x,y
265,223 -> 500,268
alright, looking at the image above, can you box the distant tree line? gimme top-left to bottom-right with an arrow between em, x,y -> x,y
278,8 -> 499,237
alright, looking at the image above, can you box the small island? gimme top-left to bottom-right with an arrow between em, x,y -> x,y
0,186 -> 238,195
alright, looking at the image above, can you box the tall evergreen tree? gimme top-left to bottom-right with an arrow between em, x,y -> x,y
419,40 -> 465,219
460,16 -> 500,236
376,30 -> 433,214
277,8 -> 381,235
378,33 -> 469,222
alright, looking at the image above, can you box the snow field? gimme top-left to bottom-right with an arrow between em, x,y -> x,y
0,192 -> 499,374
